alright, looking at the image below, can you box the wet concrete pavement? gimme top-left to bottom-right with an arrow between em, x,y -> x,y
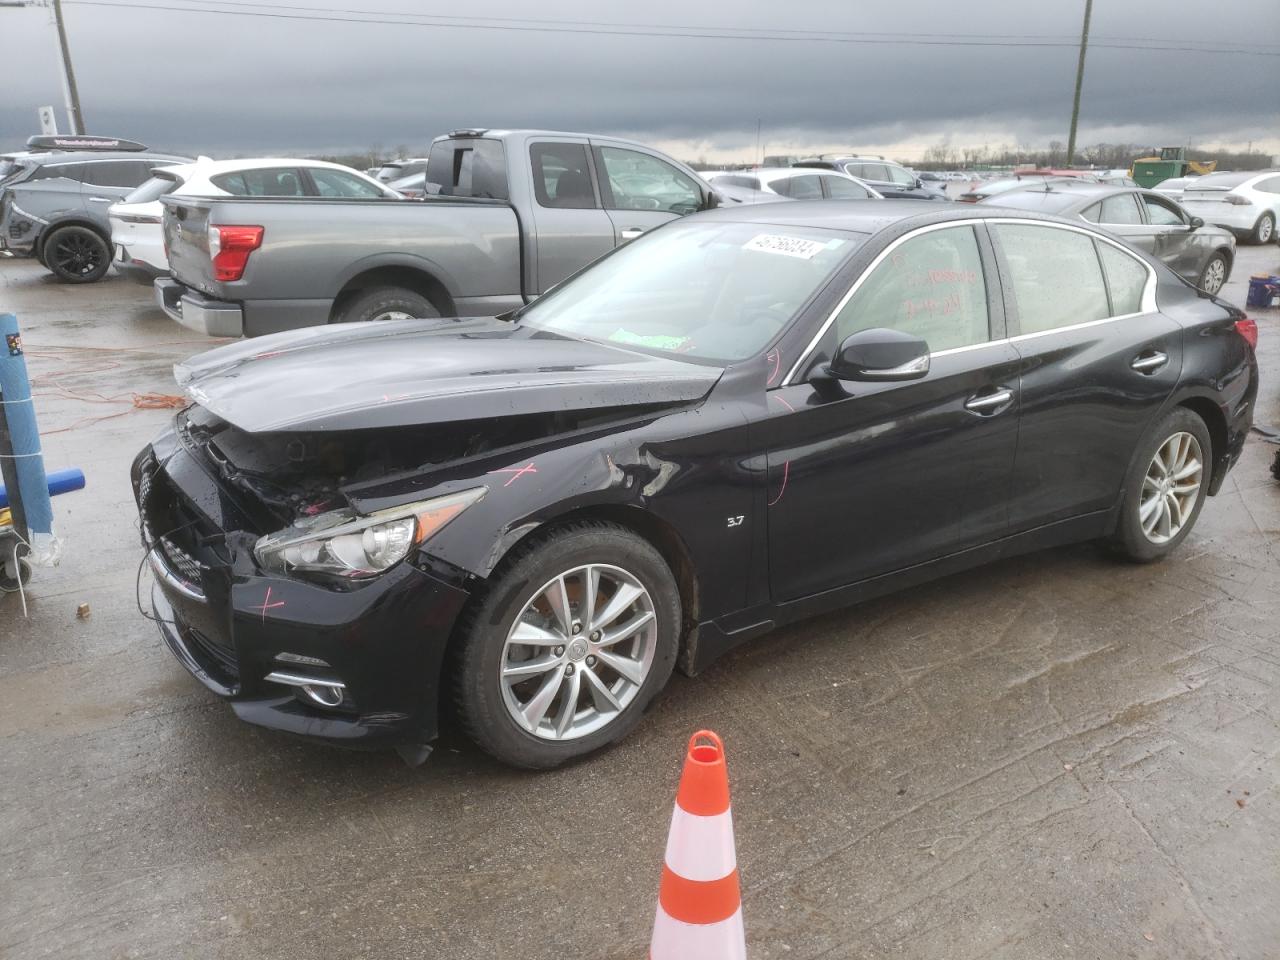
3,247 -> 1280,959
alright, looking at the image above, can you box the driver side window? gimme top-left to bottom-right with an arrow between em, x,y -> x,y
832,225 -> 990,353
595,146 -> 701,214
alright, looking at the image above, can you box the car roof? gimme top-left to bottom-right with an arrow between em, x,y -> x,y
695,199 -> 1091,236
25,151 -> 190,165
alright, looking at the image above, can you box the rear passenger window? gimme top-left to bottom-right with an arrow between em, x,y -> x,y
530,143 -> 596,209
211,169 -> 307,196
80,161 -> 152,187
308,169 -> 385,198
784,175 -> 823,200
994,224 -> 1109,334
833,225 -> 989,352
1096,242 -> 1149,316
1095,194 -> 1143,225
822,176 -> 870,199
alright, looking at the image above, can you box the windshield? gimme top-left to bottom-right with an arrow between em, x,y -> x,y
124,174 -> 181,203
518,220 -> 861,363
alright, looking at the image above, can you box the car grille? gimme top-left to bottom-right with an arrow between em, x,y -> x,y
138,457 -> 210,596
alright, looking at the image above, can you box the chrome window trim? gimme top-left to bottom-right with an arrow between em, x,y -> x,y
782,217 -> 1158,386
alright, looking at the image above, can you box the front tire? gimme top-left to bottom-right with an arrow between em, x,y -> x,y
452,521 -> 680,769
1250,211 -> 1275,246
44,225 -> 111,283
331,286 -> 439,324
1109,408 -> 1211,562
1196,252 -> 1229,295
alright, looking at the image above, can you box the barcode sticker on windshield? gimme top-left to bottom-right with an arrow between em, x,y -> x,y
743,234 -> 831,259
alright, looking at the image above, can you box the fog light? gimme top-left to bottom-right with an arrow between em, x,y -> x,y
265,670 -> 346,709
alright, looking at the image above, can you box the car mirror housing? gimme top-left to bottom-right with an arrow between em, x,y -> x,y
1188,215 -> 1204,229
828,328 -> 930,382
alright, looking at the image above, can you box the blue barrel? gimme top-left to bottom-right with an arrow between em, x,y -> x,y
1247,275 -> 1280,309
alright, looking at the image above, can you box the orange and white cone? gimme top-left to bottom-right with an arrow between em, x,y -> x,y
650,730 -> 746,960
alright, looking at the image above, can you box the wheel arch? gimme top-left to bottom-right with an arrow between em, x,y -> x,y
36,216 -> 111,259
1176,395 -> 1228,491
330,258 -> 458,321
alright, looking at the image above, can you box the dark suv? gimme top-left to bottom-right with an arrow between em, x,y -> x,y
0,136 -> 190,282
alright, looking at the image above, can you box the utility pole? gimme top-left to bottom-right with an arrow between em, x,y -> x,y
51,0 -> 85,134
1065,0 -> 1093,168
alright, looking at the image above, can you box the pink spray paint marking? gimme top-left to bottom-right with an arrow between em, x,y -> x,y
770,392 -> 795,415
768,460 -> 791,507
253,585 -> 286,624
488,462 -> 538,487
766,349 -> 781,386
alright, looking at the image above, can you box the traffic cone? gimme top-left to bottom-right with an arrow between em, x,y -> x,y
650,730 -> 746,960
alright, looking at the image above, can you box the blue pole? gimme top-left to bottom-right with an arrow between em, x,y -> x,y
0,314 -> 53,540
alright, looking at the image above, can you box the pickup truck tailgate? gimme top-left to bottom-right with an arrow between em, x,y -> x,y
162,197 -> 217,295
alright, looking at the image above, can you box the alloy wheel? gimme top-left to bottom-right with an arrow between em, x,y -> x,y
1201,258 -> 1226,294
52,233 -> 103,277
1139,432 -> 1203,544
1259,216 -> 1274,244
500,563 -> 657,740
371,309 -> 415,322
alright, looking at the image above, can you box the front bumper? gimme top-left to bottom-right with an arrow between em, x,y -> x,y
154,277 -> 244,337
135,444 -> 473,750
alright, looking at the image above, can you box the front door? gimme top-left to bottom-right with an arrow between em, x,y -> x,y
525,139 -> 616,293
591,143 -> 705,245
990,222 -> 1183,530
765,223 -> 1021,601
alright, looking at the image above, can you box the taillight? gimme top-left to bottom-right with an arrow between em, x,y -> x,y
1223,194 -> 1252,206
209,224 -> 263,281
1235,316 -> 1258,349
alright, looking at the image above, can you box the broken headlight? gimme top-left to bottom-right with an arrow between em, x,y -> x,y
254,487 -> 485,580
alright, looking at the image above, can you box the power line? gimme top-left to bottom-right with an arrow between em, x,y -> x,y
60,0 -> 1280,56
116,0 -> 1280,49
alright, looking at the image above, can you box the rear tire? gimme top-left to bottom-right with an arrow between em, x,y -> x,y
1196,252 -> 1229,295
1109,408 -> 1212,563
1250,212 -> 1275,246
452,521 -> 680,769
331,286 -> 439,324
44,225 -> 111,283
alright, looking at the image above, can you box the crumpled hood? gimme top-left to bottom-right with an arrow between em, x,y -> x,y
174,316 -> 722,432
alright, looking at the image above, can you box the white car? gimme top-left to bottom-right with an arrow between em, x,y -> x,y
109,158 -> 398,283
703,167 -> 883,201
1152,175 -> 1198,202
1179,170 -> 1280,245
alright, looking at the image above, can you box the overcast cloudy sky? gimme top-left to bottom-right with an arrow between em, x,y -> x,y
1,0 -> 1276,163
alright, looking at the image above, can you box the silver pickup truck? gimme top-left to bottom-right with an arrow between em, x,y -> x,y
156,129 -> 717,337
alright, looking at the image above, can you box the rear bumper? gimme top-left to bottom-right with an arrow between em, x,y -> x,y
154,277 -> 244,337
116,256 -> 166,285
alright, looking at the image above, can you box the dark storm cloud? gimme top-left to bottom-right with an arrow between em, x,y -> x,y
1,0 -> 1276,159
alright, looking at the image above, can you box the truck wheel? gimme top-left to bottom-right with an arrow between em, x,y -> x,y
1250,212 -> 1275,246
332,286 -> 440,324
44,225 -> 111,283
452,521 -> 680,769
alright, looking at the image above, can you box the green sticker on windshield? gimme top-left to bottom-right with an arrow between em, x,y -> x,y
609,329 -> 690,350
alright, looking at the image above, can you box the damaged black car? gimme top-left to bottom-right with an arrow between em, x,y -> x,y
133,202 -> 1257,768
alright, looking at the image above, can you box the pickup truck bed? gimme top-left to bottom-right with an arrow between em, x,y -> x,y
157,195 -> 524,337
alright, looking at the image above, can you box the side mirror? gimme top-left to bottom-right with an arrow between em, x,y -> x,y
701,189 -> 719,211
1188,215 -> 1204,229
828,328 -> 930,382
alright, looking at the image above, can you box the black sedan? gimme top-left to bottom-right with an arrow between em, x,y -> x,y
133,202 -> 1258,769
982,182 -> 1237,295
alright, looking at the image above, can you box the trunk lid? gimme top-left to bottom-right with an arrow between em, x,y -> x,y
175,316 -> 722,432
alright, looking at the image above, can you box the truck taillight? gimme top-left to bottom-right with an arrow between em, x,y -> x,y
1235,316 -> 1258,349
209,224 -> 263,281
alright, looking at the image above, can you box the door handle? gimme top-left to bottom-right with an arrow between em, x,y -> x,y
88,196 -> 113,202
964,387 -> 1013,413
1130,351 -> 1168,374
620,228 -> 645,240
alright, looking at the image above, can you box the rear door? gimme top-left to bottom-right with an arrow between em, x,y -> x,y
79,160 -> 156,216
525,138 -> 616,293
991,221 -> 1181,531
765,223 -> 1021,599
591,142 -> 705,244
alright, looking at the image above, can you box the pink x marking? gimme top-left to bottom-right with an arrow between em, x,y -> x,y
488,462 -> 538,487
253,586 -> 286,623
